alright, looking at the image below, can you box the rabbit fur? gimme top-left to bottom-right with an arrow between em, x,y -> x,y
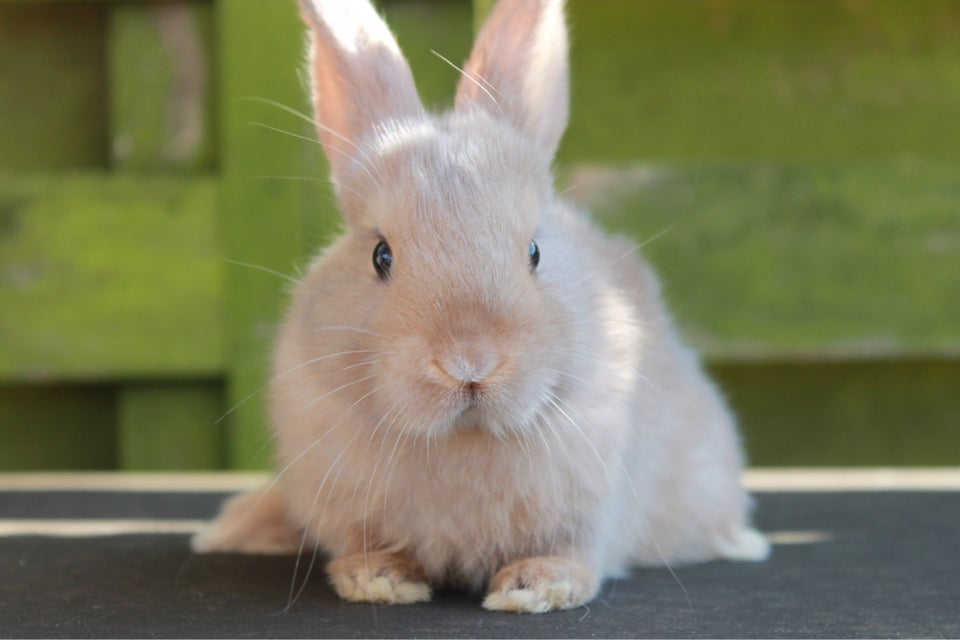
192,0 -> 769,613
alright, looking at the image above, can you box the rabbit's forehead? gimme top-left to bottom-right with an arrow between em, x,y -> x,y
367,118 -> 548,239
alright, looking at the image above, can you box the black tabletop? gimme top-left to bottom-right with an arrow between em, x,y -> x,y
1,477 -> 958,638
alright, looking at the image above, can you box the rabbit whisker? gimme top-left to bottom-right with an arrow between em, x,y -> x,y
286,386 -> 408,606
544,393 -> 686,605
430,49 -> 503,116
513,427 -> 532,460
241,96 -> 358,149
221,257 -> 299,285
378,422 -> 417,540
213,349 -> 375,425
241,95 -> 386,183
227,381 -> 387,559
528,422 -> 565,519
282,388 -> 373,480
613,454 -> 693,611
557,183 -> 581,198
313,325 -> 387,338
287,429 -> 364,611
556,341 -> 662,396
248,121 -> 384,188
252,175 -> 371,205
215,349 -> 381,426
360,392 -> 412,574
635,223 -> 676,250
340,358 -> 384,372
546,395 -> 612,488
548,391 -> 585,421
562,245 -> 641,289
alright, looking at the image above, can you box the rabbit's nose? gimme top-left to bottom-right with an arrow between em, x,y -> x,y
432,346 -> 501,390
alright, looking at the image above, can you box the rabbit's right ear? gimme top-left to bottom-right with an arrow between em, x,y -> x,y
299,0 -> 423,183
455,0 -> 569,160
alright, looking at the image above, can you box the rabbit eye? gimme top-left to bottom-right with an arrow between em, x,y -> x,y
529,240 -> 540,272
373,240 -> 393,280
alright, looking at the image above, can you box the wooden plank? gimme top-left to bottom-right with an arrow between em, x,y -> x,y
106,1 -> 221,470
744,469 -> 960,493
107,1 -> 216,171
0,384 -> 116,470
7,469 -> 960,492
217,0 -> 323,469
563,160 -> 960,359
0,173 -> 222,379
0,3 -> 108,170
0,472 -> 269,492
117,382 -> 224,470
562,0 -> 960,162
714,359 -> 960,467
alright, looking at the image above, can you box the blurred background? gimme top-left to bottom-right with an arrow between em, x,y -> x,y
0,0 -> 957,471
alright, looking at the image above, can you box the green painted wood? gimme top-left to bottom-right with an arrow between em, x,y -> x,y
567,160 -> 960,359
0,173 -> 222,379
106,1 -> 222,470
108,1 -> 216,171
471,0 -> 495,31
217,0 -> 324,469
382,1 -> 473,112
714,360 -> 960,467
117,382 -> 225,470
0,3 -> 109,170
0,0 -> 953,472
0,384 -> 116,471
562,0 -> 960,162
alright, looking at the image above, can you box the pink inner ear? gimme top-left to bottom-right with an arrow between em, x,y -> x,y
300,0 -> 423,182
455,0 -> 569,159
460,5 -> 540,105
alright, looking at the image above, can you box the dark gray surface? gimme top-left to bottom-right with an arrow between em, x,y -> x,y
1,490 -> 958,638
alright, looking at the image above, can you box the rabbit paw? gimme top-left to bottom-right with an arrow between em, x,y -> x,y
483,555 -> 599,613
328,551 -> 431,605
715,527 -> 771,562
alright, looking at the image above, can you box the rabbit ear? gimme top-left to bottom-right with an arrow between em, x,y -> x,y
455,0 -> 569,159
299,0 -> 423,181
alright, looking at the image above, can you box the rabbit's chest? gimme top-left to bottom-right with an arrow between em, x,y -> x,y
378,441 -> 600,579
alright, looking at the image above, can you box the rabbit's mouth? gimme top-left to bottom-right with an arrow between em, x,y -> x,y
443,381 -> 555,440
450,388 -> 489,422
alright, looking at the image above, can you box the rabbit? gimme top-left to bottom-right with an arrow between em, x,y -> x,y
192,0 -> 769,614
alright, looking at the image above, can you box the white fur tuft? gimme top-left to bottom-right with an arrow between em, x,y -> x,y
482,584 -> 574,614
300,0 -> 400,56
716,527 -> 772,562
331,574 -> 431,605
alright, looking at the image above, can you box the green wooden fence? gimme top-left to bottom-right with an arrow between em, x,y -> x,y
1,0 -> 958,470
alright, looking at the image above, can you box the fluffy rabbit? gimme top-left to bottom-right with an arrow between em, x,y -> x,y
193,0 -> 769,613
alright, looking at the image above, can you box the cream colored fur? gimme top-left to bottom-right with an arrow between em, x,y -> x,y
192,0 -> 769,613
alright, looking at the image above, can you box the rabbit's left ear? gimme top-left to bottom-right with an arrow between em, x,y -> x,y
299,0 -> 423,182
455,0 -> 569,160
